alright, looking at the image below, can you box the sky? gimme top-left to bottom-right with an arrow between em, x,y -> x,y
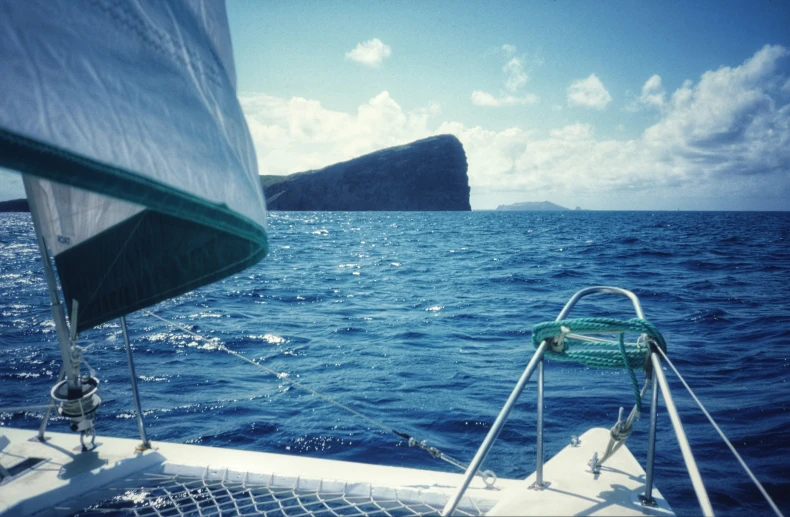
1,1 -> 789,210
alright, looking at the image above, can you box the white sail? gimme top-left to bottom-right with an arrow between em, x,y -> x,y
0,0 -> 268,330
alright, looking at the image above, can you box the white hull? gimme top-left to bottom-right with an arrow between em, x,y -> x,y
1,427 -> 672,516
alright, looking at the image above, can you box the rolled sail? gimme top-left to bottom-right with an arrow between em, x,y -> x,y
0,1 -> 268,332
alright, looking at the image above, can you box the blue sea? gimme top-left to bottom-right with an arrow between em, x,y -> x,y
1,211 -> 789,516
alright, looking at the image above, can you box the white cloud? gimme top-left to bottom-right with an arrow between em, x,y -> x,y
470,91 -> 500,107
471,90 -> 538,107
642,44 -> 790,175
503,58 -> 528,93
640,74 -> 666,108
241,91 -> 434,175
242,45 -> 790,209
626,74 -> 667,111
567,74 -> 612,110
344,38 -> 391,67
472,44 -> 538,108
461,45 -> 790,203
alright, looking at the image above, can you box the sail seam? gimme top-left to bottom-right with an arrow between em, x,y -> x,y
87,0 -> 224,89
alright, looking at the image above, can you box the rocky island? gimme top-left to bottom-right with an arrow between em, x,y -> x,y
261,135 -> 471,211
495,201 -> 570,211
0,198 -> 29,212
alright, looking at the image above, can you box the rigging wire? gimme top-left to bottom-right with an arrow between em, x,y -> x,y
655,346 -> 783,517
141,309 -> 496,486
0,404 -> 55,412
142,310 -> 400,433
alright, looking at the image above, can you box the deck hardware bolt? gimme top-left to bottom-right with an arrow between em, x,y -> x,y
588,452 -> 601,474
639,494 -> 658,507
528,480 -> 551,491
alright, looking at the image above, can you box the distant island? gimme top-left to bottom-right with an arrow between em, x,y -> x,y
495,201 -> 571,211
0,198 -> 29,212
261,135 -> 471,211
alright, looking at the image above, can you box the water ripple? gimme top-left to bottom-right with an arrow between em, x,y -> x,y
1,211 -> 789,516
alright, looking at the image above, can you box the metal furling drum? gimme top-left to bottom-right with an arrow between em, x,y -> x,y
50,376 -> 102,449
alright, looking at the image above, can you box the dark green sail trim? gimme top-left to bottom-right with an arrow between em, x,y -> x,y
56,210 -> 266,332
0,128 -> 267,246
0,128 -> 269,332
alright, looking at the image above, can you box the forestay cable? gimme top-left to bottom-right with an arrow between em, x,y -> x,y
655,346 -> 784,517
141,309 -> 496,487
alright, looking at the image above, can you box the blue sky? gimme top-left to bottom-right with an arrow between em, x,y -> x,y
2,1 -> 789,209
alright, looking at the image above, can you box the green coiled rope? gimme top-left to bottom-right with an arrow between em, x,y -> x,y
531,317 -> 668,413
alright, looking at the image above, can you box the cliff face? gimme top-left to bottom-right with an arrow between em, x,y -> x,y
0,198 -> 29,212
262,135 -> 471,211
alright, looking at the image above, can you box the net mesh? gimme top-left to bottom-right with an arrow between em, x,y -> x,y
64,469 -> 490,517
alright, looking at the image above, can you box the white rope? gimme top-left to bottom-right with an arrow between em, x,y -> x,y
656,347 -> 784,517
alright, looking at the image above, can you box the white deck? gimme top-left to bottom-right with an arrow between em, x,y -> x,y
487,427 -> 673,516
0,426 -> 672,516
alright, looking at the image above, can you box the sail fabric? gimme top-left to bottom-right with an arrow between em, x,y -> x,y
0,0 -> 268,331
